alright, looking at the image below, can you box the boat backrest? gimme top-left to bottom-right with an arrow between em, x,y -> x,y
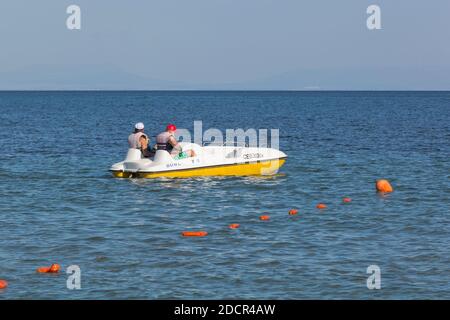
124,148 -> 142,161
153,150 -> 173,164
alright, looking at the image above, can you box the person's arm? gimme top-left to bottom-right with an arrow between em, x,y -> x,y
128,134 -> 136,148
168,136 -> 182,152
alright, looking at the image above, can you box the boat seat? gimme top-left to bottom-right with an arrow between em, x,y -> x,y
124,148 -> 143,161
153,150 -> 174,164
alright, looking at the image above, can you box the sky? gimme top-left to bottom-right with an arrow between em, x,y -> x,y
0,0 -> 449,90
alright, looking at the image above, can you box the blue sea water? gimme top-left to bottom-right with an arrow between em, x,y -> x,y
0,91 -> 449,299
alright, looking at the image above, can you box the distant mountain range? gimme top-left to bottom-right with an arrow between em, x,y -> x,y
0,64 -> 449,90
0,64 -> 187,90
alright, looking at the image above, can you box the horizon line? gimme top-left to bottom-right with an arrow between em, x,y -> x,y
1,89 -> 450,92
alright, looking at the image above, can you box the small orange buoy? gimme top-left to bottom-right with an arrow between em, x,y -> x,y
288,209 -> 299,215
229,224 -> 240,229
259,215 -> 270,221
37,263 -> 61,273
37,267 -> 51,273
316,203 -> 327,209
49,264 -> 61,273
343,197 -> 352,203
182,231 -> 208,237
376,179 -> 393,193
0,279 -> 8,289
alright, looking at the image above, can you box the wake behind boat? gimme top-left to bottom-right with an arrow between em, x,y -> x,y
110,142 -> 287,178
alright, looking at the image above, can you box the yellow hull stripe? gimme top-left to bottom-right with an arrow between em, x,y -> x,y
111,159 -> 286,179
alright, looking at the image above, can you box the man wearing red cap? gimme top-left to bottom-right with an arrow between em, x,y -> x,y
156,124 -> 196,160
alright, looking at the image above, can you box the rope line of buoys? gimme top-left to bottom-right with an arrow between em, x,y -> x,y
180,179 -> 393,238
2,178 -> 394,293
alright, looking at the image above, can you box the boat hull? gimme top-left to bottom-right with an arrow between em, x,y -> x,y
111,158 -> 286,179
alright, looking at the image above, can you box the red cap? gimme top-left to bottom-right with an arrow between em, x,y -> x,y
166,124 -> 177,131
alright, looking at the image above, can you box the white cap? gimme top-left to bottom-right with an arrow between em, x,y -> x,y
135,122 -> 144,130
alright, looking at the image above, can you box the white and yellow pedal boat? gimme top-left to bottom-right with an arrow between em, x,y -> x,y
110,143 -> 287,178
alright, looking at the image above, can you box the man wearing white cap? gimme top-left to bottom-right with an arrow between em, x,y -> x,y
128,122 -> 146,149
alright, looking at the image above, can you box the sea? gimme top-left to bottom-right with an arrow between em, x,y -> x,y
0,91 -> 449,299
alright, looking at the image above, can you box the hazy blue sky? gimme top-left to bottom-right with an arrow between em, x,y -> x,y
1,0 -> 449,89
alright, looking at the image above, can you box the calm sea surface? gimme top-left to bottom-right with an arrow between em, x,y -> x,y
0,91 -> 449,299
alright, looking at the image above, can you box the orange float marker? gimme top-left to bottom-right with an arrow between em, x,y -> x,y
37,263 -> 61,273
229,224 -> 240,229
49,264 -> 61,273
343,197 -> 352,203
182,231 -> 208,237
289,209 -> 299,215
376,179 -> 393,193
259,215 -> 270,221
0,279 -> 8,289
37,266 -> 51,273
316,203 -> 327,209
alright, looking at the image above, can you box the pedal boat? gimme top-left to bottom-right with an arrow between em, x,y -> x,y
110,143 -> 287,178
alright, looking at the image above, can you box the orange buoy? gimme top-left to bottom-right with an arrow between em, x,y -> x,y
0,279 -> 8,289
182,231 -> 208,237
316,203 -> 327,209
376,179 -> 393,193
229,224 -> 240,229
37,263 -> 61,273
343,197 -> 352,203
259,215 -> 270,221
288,209 -> 299,215
37,266 -> 51,273
48,264 -> 61,273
